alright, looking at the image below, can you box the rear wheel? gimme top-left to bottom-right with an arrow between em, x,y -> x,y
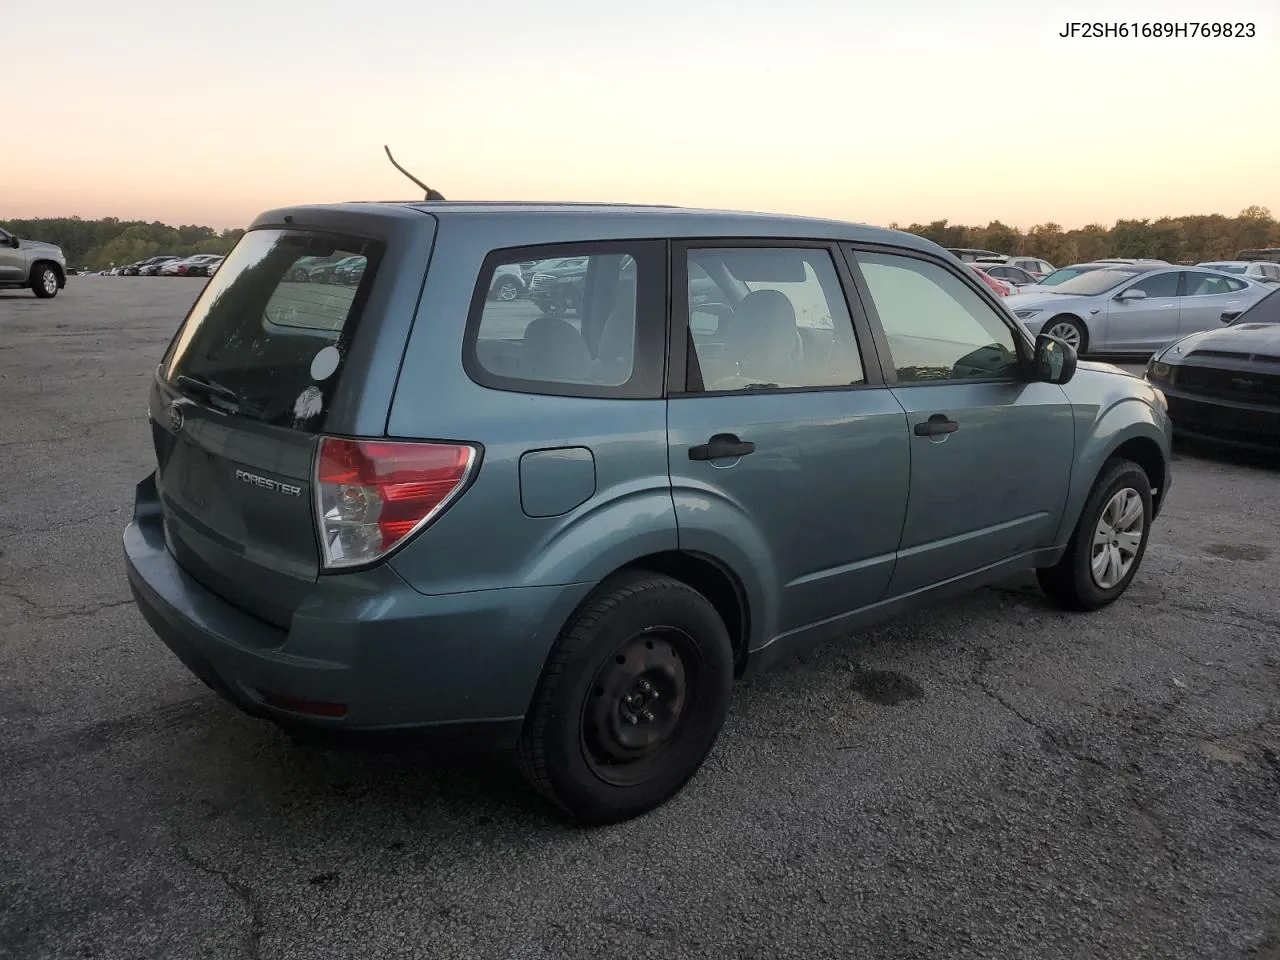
1044,315 -> 1087,353
1037,457 -> 1152,611
517,571 -> 734,824
30,264 -> 59,299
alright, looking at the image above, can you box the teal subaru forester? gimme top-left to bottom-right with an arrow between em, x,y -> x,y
125,201 -> 1172,823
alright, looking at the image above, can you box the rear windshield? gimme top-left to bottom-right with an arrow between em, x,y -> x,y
162,228 -> 382,433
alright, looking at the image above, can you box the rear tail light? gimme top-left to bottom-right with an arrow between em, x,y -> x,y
314,437 -> 478,570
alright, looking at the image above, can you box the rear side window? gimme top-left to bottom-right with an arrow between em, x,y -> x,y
163,228 -> 382,433
683,246 -> 867,392
464,241 -> 667,399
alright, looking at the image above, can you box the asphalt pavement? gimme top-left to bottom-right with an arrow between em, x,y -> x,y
2,279 -> 1278,960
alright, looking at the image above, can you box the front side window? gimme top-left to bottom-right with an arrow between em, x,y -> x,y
855,251 -> 1020,383
1128,272 -> 1179,298
467,243 -> 661,396
684,247 -> 866,392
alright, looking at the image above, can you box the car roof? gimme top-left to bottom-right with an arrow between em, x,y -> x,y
1198,260 -> 1248,266
250,201 -> 944,254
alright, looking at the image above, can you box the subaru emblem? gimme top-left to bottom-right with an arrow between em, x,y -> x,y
167,402 -> 185,434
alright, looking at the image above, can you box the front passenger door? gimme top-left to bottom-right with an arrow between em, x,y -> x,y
1100,270 -> 1181,352
0,229 -> 23,283
846,247 -> 1076,596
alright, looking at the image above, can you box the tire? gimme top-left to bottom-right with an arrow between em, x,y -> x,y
493,277 -> 521,302
1043,315 -> 1087,354
516,571 -> 734,825
1037,457 -> 1153,611
30,263 -> 59,299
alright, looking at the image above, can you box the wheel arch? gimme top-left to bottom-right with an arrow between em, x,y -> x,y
1044,312 -> 1089,350
618,551 -> 751,676
30,259 -> 65,285
1055,411 -> 1170,543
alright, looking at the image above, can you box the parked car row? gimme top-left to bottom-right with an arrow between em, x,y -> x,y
92,254 -> 226,278
283,254 -> 369,285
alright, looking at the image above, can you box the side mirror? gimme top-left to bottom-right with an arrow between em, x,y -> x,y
1117,288 -> 1147,301
1221,311 -> 1240,324
1034,333 -> 1077,385
6,235 -> 19,248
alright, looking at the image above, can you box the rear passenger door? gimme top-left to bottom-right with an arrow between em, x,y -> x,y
665,241 -> 911,638
844,245 -> 1076,596
1177,270 -> 1252,336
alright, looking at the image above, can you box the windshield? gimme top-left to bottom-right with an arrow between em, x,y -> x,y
1202,263 -> 1247,274
1230,287 -> 1280,325
1047,269 -> 1141,296
1038,266 -> 1095,286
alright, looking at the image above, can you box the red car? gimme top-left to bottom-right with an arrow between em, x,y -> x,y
970,265 -> 1013,296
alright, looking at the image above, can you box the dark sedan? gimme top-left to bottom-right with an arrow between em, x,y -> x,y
1145,287 -> 1280,449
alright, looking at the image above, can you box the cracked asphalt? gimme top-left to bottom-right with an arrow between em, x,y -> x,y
2,279 -> 1279,960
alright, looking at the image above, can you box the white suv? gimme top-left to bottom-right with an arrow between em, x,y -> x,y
1197,260 -> 1280,285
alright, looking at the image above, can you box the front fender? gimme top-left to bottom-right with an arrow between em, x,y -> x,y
1053,396 -> 1170,544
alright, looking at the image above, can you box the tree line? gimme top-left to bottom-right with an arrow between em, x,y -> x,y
4,206 -> 1278,272
890,205 -> 1279,265
0,217 -> 246,270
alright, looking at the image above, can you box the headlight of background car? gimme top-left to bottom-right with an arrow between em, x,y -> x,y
1013,309 -> 1041,320
1146,360 -> 1171,381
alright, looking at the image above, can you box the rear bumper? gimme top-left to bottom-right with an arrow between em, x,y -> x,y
1164,388 -> 1280,450
123,472 -> 591,747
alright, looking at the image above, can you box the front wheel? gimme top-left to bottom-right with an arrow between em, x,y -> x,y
31,264 -> 59,299
1044,315 -> 1087,354
517,571 -> 734,825
1037,457 -> 1152,611
493,277 -> 521,301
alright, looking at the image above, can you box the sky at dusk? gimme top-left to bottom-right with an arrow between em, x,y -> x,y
6,0 -> 1278,231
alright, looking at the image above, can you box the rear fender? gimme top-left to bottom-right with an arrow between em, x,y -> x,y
669,486 -> 779,653
520,487 -> 680,587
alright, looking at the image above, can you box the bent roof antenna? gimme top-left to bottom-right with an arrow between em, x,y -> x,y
384,145 -> 446,202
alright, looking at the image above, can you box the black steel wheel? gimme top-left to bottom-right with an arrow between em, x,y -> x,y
517,571 -> 734,824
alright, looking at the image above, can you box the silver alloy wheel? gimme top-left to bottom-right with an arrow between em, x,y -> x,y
497,279 -> 518,301
1091,487 -> 1144,589
41,269 -> 58,295
1046,320 -> 1082,350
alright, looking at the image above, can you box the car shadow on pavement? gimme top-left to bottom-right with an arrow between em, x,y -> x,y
1173,436 -> 1280,472
152,700 -> 584,837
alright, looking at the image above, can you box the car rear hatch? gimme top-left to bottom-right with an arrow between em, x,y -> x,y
149,220 -> 418,628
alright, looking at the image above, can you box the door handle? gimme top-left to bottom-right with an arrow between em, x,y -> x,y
914,414 -> 959,437
688,433 -> 755,461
